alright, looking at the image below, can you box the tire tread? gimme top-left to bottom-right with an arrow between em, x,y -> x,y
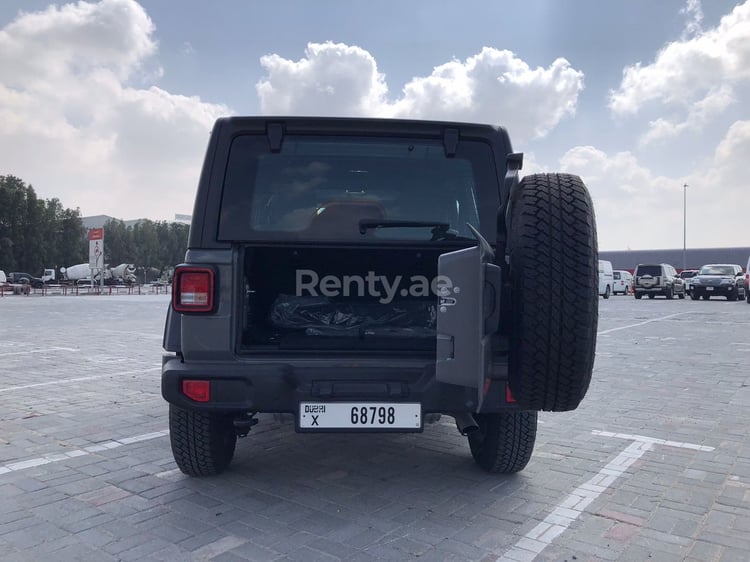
508,173 -> 598,411
169,405 -> 236,477
469,412 -> 537,473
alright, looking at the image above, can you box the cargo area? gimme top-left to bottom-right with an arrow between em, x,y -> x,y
240,246 -> 452,353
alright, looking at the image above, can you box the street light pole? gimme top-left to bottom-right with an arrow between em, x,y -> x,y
683,183 -> 688,271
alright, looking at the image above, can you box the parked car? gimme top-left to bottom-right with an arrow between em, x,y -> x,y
679,269 -> 698,295
633,263 -> 685,299
690,264 -> 746,301
7,272 -> 44,288
1,270 -> 30,294
746,257 -> 750,304
613,270 -> 633,295
598,260 -> 614,298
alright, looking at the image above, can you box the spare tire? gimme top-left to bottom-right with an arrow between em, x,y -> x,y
507,173 -> 598,411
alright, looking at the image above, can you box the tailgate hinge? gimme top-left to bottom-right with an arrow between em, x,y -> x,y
443,127 -> 459,157
266,122 -> 284,152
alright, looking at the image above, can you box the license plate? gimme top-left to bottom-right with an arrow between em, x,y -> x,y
706,287 -> 714,291
299,402 -> 421,429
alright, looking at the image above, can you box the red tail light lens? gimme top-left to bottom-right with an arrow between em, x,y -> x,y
506,385 -> 516,403
173,267 -> 215,313
182,379 -> 210,402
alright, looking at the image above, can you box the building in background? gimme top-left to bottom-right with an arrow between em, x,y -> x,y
599,247 -> 750,273
82,215 -> 146,230
82,214 -> 190,229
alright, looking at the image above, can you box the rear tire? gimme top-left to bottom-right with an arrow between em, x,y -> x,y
703,295 -> 710,300
169,405 -> 237,476
691,293 -> 700,301
603,285 -> 610,299
468,412 -> 537,473
635,291 -> 643,299
507,173 -> 598,412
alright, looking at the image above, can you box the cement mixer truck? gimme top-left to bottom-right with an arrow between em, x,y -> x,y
60,263 -> 136,285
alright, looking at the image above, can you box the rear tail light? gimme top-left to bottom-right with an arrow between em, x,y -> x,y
182,379 -> 210,402
506,385 -> 516,403
173,266 -> 215,313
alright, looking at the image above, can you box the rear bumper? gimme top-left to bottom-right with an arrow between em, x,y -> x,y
161,354 -> 520,416
634,286 -> 668,293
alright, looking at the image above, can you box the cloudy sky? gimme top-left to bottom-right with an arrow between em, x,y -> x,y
1,0 -> 748,250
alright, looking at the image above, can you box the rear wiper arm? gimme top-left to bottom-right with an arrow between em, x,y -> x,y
430,230 -> 476,242
359,219 -> 450,235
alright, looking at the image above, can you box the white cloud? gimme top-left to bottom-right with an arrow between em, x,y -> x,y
557,120 -> 750,250
257,42 -> 585,143
1,4 -> 585,221
1,0 -> 742,257
608,0 -> 750,117
684,120 -> 749,248
393,48 -> 585,141
558,146 -> 678,250
639,84 -> 736,144
0,0 -> 157,85
638,118 -> 687,146
710,119 -> 750,188
680,0 -> 704,39
256,42 -> 389,118
0,0 -> 230,220
516,151 -> 549,176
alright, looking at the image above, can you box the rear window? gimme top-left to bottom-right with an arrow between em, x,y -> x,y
217,134 -> 500,242
636,265 -> 662,276
613,272 -> 621,280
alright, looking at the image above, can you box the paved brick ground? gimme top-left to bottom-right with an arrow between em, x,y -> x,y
1,292 -> 749,561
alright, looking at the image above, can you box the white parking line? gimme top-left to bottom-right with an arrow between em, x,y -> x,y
0,347 -> 77,357
597,312 -> 696,336
0,367 -> 160,393
494,431 -> 714,562
591,430 -> 715,452
0,429 -> 169,476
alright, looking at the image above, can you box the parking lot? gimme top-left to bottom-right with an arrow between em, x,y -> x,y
1,293 -> 749,561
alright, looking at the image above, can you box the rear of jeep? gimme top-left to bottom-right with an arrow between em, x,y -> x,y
162,116 -> 599,477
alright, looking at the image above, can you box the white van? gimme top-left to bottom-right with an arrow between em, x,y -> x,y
613,270 -> 633,295
598,260 -> 614,299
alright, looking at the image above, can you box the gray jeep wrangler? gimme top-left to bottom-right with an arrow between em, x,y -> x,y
161,116 -> 599,477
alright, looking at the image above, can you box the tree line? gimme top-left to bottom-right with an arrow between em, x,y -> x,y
0,175 -> 189,278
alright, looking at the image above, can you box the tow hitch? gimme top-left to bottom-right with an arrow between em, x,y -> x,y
233,413 -> 258,437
